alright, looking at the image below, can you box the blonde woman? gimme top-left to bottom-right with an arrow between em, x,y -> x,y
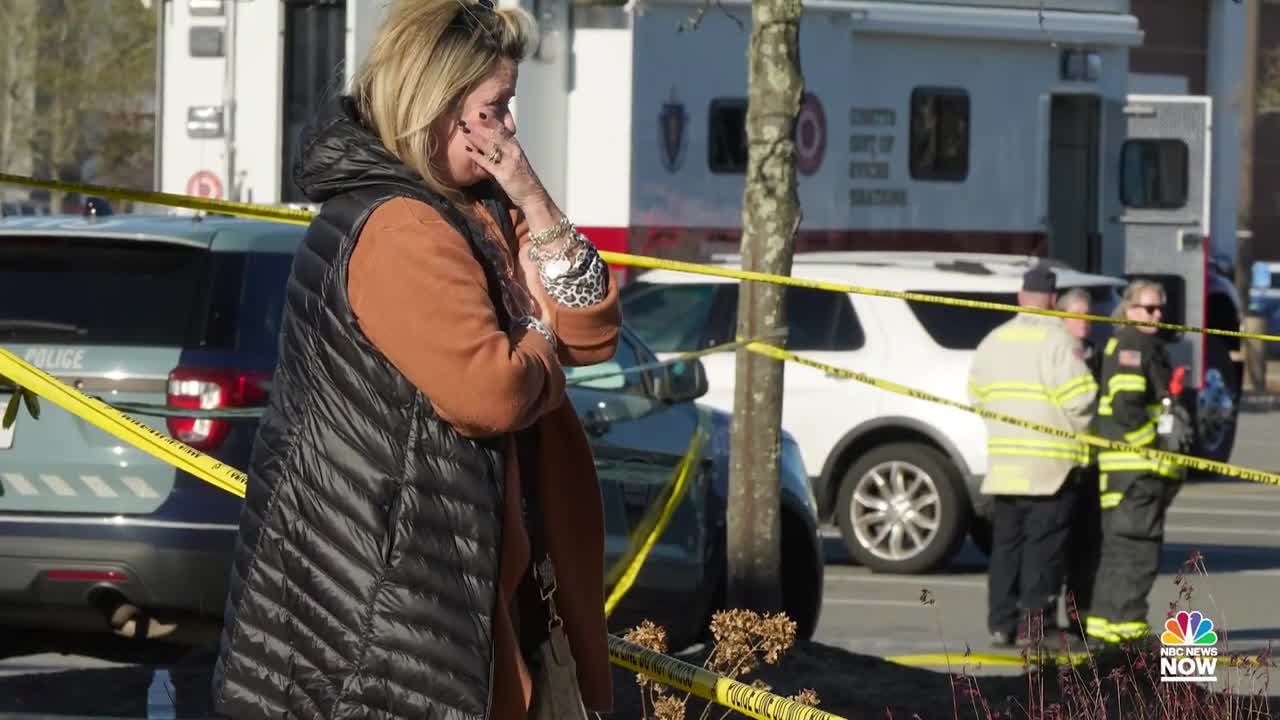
210,1 -> 620,718
1086,279 -> 1183,649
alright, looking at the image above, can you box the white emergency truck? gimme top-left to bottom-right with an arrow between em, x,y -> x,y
155,0 -> 1243,469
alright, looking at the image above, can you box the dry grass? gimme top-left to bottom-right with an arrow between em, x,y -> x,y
621,609 -> 821,720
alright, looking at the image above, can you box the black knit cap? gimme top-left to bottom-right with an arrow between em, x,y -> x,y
1022,263 -> 1057,294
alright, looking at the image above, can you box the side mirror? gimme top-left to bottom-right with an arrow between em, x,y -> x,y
653,358 -> 709,404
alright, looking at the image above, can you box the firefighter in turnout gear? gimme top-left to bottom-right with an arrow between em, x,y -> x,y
1056,287 -> 1103,629
1087,279 -> 1190,647
969,264 -> 1098,647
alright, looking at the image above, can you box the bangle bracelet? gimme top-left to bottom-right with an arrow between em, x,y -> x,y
515,316 -> 557,350
529,217 -> 574,248
530,232 -> 585,271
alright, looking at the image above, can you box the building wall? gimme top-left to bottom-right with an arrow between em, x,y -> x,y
1129,0 -> 1209,94
1128,0 -> 1245,263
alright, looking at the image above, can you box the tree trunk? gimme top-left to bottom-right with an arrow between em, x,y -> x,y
725,0 -> 804,613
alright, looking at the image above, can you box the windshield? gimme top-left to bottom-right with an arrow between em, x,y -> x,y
619,281 -> 723,353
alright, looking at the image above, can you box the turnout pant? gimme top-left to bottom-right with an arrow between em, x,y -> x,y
987,478 -> 1078,636
1087,469 -> 1181,643
1064,464 -> 1102,618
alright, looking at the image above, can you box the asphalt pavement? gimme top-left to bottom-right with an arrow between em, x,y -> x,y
814,406 -> 1280,688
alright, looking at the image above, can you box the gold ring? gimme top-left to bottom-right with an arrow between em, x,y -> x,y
488,147 -> 503,164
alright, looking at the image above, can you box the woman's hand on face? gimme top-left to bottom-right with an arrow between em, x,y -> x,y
461,114 -> 548,211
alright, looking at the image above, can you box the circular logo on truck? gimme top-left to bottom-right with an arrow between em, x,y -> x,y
796,93 -> 826,176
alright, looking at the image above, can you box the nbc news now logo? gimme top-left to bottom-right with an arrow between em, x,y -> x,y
1160,610 -> 1219,683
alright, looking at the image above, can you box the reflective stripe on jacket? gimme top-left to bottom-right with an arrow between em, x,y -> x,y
968,313 -> 1098,496
1093,327 -> 1181,508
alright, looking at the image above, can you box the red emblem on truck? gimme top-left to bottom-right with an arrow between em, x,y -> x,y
796,92 -> 826,175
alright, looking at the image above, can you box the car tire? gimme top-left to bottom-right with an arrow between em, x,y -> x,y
781,508 -> 822,642
1192,336 -> 1240,474
697,514 -> 822,644
835,442 -> 968,574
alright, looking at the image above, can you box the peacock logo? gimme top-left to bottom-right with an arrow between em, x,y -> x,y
1161,610 -> 1218,646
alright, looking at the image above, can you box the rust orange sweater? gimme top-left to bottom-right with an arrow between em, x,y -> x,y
346,196 -> 620,719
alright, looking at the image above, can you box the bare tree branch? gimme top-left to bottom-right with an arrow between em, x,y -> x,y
678,0 -> 745,33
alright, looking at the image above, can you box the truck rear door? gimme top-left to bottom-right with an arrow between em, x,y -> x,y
1117,94 -> 1211,386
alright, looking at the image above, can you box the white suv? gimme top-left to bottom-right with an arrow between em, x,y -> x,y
619,251 -> 1125,574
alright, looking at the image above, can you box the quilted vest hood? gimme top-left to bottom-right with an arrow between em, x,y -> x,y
211,96 -> 515,720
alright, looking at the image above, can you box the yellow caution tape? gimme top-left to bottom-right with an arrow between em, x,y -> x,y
0,173 -> 312,226
607,635 -> 843,720
605,425 -> 709,617
607,252 -> 1280,344
568,333 -> 784,387
1,172 -> 1275,344
0,347 -> 248,497
745,342 -> 1280,486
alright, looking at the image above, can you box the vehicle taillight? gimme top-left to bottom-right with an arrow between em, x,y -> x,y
166,368 -> 270,451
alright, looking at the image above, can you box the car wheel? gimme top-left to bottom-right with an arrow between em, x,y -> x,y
835,442 -> 968,574
1193,336 -> 1240,470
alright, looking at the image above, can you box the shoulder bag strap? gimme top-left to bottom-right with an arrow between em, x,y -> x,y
515,426 -> 562,653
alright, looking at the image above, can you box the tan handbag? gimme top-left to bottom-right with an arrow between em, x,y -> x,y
516,429 -> 591,720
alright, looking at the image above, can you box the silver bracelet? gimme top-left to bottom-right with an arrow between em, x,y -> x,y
528,216 -> 574,248
515,316 -> 557,351
530,234 -> 586,276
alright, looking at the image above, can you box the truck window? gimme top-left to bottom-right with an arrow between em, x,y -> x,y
0,236 -> 208,346
708,98 -> 748,174
909,87 -> 969,182
1120,139 -> 1188,209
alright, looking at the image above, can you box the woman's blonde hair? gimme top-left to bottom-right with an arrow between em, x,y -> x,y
1116,278 -> 1166,318
353,0 -> 537,204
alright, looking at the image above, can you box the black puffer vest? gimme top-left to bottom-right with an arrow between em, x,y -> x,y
211,97 -> 518,720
